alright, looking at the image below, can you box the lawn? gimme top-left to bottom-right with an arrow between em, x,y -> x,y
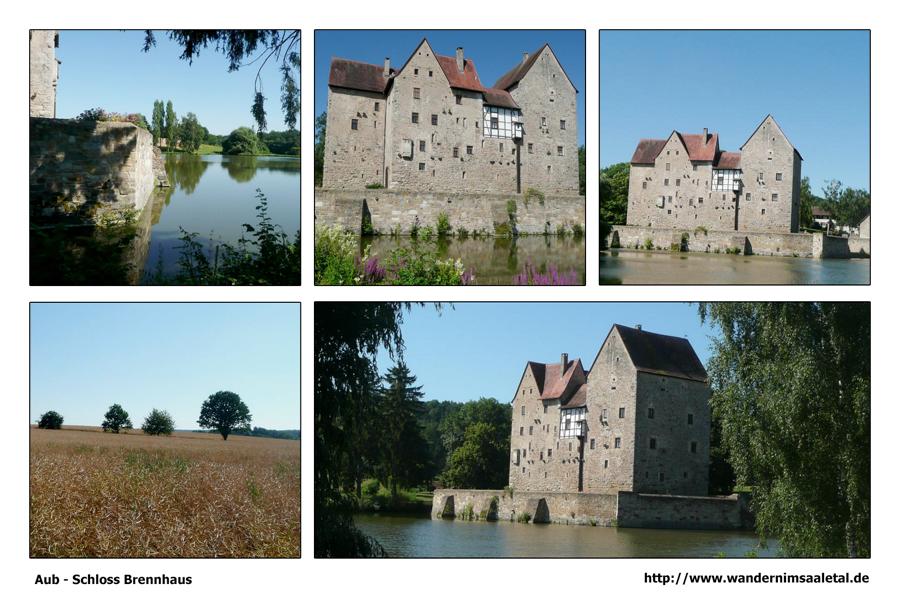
30,425 -> 300,557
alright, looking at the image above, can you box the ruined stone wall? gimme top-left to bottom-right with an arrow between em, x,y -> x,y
738,116 -> 800,232
510,47 -> 579,195
632,372 -> 710,496
323,88 -> 386,189
315,188 -> 584,235
610,224 -> 820,257
29,30 -> 58,118
583,327 -> 638,493
30,119 -> 162,222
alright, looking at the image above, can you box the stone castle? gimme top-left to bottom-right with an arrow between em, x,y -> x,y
626,115 -> 802,233
30,30 -> 59,118
323,38 -> 579,195
509,324 -> 711,496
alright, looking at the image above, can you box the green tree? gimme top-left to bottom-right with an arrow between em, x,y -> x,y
151,100 -> 164,145
699,302 -> 870,557
599,162 -> 630,226
442,421 -> 509,489
37,410 -> 64,430
578,145 -> 586,196
314,111 -> 327,186
198,391 -> 252,440
143,30 -> 299,132
222,127 -> 263,155
822,180 -> 870,229
178,112 -> 205,153
164,100 -> 177,151
438,397 -> 509,461
799,176 -> 818,229
141,408 -> 175,436
101,403 -> 133,433
376,362 -> 429,501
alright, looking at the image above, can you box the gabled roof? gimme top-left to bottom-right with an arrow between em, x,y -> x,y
613,324 -> 708,383
740,114 -> 802,160
434,53 -> 486,93
515,358 -> 585,405
483,87 -> 520,109
493,44 -> 578,93
565,383 -> 587,408
715,151 -> 741,169
630,139 -> 668,164
631,131 -> 721,165
328,57 -> 393,94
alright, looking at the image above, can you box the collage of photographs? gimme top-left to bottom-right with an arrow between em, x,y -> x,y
13,10 -> 885,598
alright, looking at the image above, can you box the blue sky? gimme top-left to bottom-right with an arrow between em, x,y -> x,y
54,30 -> 297,134
31,304 -> 300,430
600,30 -> 870,193
377,303 -> 715,403
315,30 -> 586,145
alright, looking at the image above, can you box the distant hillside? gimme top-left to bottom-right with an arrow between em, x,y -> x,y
182,426 -> 300,440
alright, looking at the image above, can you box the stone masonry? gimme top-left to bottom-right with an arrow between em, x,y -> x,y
626,115 -> 801,233
30,30 -> 59,118
323,39 -> 579,195
509,324 -> 711,497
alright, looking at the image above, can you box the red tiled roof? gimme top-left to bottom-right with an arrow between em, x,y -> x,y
614,324 -> 708,383
678,132 -> 718,162
482,87 -> 519,109
526,358 -> 585,404
630,139 -> 667,164
715,151 -> 741,169
494,44 -> 546,90
434,54 -> 485,93
328,58 -> 393,94
564,383 -> 587,408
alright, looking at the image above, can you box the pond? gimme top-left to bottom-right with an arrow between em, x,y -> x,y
358,235 -> 586,285
353,513 -> 777,558
142,153 -> 300,279
600,250 -> 870,285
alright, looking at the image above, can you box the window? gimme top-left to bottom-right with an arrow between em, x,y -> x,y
690,441 -> 698,454
687,413 -> 694,425
547,449 -> 552,458
513,449 -> 520,465
664,179 -> 669,187
557,146 -> 563,156
619,407 -> 625,418
560,119 -> 566,130
428,70 -> 433,77
560,407 -> 586,438
418,162 -> 425,171
659,472 -> 665,482
455,94 -> 462,105
529,425 -> 533,435
590,439 -> 595,450
350,118 -> 358,130
374,101 -> 380,112
604,459 -> 608,469
419,140 -> 425,152
642,181 -> 647,189
466,146 -> 473,155
649,437 -> 657,450
519,426 -> 523,435
772,193 -> 779,201
676,179 -> 681,187
431,114 -> 438,126
745,193 -> 751,201
490,116 -> 499,129
776,172 -> 783,181
411,112 -> 419,124
648,407 -> 655,419
528,143 -> 534,153
521,405 -> 525,415
614,437 -> 621,449
761,208 -> 766,215
500,143 -> 504,153
541,116 -> 547,128
666,163 -> 671,171
413,87 -> 420,99
414,68 -> 419,75
601,408 -> 608,423
453,147 -> 459,158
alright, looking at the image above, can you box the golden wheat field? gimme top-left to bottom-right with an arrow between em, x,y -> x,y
30,426 -> 300,558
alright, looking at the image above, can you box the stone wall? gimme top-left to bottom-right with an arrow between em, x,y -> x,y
738,116 -> 800,233
611,224 -> 821,258
432,489 -> 750,530
616,492 -> 750,531
323,88 -> 387,189
315,188 -> 584,235
30,118 -> 167,223
29,30 -> 58,118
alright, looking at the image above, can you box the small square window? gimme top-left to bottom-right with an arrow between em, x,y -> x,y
772,193 -> 779,201
776,172 -> 783,181
414,68 -> 419,75
431,114 -> 438,126
419,140 -> 425,152
676,179 -> 680,187
413,87 -> 420,99
529,425 -> 533,435
614,437 -> 621,449
490,116 -> 499,129
350,118 -> 358,130
618,407 -> 625,418
690,441 -> 698,454
745,193 -> 751,201
519,426 -> 523,435
411,112 -> 419,124
455,94 -> 462,105
687,413 -> 694,425
649,437 -> 657,450
590,438 -> 595,449
548,449 -> 552,458
560,119 -> 566,130
418,162 -> 425,171
664,179 -> 669,186
642,181 -> 647,189
666,163 -> 671,171
374,102 -> 380,112
466,146 -> 473,155
541,116 -> 547,128
527,143 -> 534,153
521,405 -> 525,415
557,146 -> 563,156
428,70 -> 433,77
453,147 -> 459,158
648,407 -> 655,419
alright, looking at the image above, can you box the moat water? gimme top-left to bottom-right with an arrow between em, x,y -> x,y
600,250 -> 870,285
358,235 -> 586,285
353,514 -> 778,558
141,153 -> 300,279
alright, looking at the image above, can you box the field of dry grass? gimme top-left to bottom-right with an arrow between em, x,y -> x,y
30,425 -> 300,558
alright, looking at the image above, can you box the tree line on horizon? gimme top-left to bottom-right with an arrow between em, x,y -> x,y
36,390 -> 253,441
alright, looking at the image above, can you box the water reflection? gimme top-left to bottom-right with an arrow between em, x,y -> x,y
360,235 -> 586,285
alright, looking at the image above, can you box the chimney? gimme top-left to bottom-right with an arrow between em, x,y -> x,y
635,324 -> 642,331
703,127 -> 708,141
383,57 -> 391,78
456,47 -> 464,73
523,51 -> 529,63
561,353 -> 568,375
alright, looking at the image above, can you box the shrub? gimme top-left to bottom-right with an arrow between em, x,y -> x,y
222,127 -> 264,155
436,212 -> 452,237
459,503 -> 475,521
365,183 -> 384,189
361,479 -> 381,497
409,218 -> 420,238
643,237 -> 654,251
385,244 -> 470,285
516,512 -> 532,524
456,227 -> 469,239
141,409 -> 175,436
572,223 -> 584,238
524,187 -> 545,206
37,411 -> 63,430
361,212 -> 375,236
419,225 -> 435,242
314,226 -> 358,285
695,225 -> 709,235
506,199 -> 518,215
